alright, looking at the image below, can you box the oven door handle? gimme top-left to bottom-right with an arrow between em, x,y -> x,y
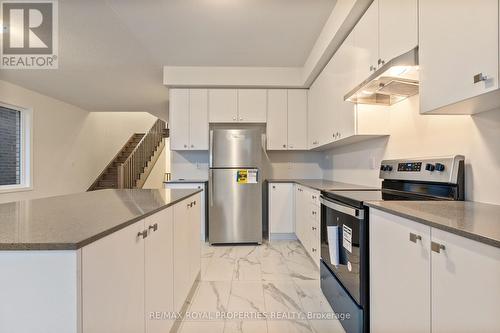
320,197 -> 364,220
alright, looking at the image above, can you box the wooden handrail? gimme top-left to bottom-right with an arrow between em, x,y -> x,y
118,119 -> 166,189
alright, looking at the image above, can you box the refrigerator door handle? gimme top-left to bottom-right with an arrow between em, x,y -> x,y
261,133 -> 270,162
209,130 -> 214,167
209,169 -> 214,207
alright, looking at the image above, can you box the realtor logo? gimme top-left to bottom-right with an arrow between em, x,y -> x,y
1,0 -> 58,69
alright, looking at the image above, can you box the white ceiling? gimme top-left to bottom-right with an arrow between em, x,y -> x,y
0,0 -> 336,116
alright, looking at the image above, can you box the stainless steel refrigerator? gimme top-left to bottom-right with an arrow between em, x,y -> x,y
209,128 -> 263,244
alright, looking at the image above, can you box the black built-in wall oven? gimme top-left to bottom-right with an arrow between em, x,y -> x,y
319,156 -> 465,333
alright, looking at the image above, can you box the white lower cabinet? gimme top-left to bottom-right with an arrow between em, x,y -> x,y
294,185 -> 320,266
145,208 -> 174,333
269,183 -> 294,235
431,228 -> 500,333
173,195 -> 201,311
82,220 -> 146,333
82,194 -> 201,333
370,208 -> 500,333
369,208 -> 431,333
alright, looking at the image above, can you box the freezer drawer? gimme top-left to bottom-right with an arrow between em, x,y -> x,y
209,168 -> 262,244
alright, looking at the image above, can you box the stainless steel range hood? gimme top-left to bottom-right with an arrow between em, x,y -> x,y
344,48 -> 419,106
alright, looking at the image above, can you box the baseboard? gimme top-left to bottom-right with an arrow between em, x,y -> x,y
269,233 -> 297,241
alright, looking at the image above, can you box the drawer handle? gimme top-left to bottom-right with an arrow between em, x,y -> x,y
409,233 -> 422,243
137,230 -> 148,239
148,223 -> 158,232
431,242 -> 446,253
473,73 -> 488,84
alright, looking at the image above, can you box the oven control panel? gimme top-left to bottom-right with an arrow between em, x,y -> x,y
397,162 -> 422,172
379,155 -> 464,184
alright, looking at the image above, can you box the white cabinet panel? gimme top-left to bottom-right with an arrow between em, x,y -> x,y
287,90 -> 308,150
169,89 -> 190,150
369,209 -> 431,333
145,208 -> 174,333
267,89 -> 288,150
209,89 -> 238,122
379,0 -> 418,63
173,199 -> 191,311
189,89 -> 208,150
353,0 -> 379,82
238,89 -> 267,123
189,194 -> 201,283
82,221 -> 146,333
431,228 -> 500,333
269,183 -> 294,234
419,0 -> 499,113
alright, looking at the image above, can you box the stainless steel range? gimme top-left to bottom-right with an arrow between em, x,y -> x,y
319,155 -> 465,333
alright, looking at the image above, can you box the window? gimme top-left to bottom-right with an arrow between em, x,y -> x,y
0,103 -> 32,192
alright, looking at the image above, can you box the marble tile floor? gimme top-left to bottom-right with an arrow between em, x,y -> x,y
176,240 -> 346,333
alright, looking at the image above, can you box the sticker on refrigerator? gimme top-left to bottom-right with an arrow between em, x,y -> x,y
236,170 -> 258,184
342,225 -> 352,253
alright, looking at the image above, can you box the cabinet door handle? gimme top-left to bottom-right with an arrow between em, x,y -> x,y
184,144 -> 188,148
473,73 -> 488,83
409,233 -> 422,243
137,230 -> 148,239
192,200 -> 196,206
312,227 -> 317,231
431,241 -> 446,253
312,248 -> 317,252
239,117 -> 243,121
148,223 -> 158,232
191,144 -> 194,148
233,117 -> 237,121
283,144 -> 286,148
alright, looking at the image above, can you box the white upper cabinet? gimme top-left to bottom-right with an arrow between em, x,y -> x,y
379,0 -> 418,64
169,89 -> 209,150
353,0 -> 379,82
188,89 -> 209,150
307,31 -> 389,150
209,89 -> 266,123
169,89 -> 190,150
419,0 -> 499,114
208,89 -> 238,122
267,89 -> 288,150
267,89 -> 308,150
238,89 -> 267,123
287,90 -> 308,150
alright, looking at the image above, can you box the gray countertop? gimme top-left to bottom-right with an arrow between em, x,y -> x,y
164,179 -> 208,184
366,201 -> 500,248
0,188 -> 201,251
268,179 -> 378,191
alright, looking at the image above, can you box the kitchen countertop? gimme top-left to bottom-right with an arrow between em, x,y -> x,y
268,179 -> 378,191
164,179 -> 208,184
0,188 -> 201,251
366,201 -> 500,248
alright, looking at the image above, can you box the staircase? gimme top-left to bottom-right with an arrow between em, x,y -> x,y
88,119 -> 166,191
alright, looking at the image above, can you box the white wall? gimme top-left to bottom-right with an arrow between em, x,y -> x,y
170,149 -> 323,180
0,80 -> 157,204
321,96 -> 500,205
143,145 -> 167,189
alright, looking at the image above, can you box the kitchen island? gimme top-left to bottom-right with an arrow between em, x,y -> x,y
0,188 -> 202,333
